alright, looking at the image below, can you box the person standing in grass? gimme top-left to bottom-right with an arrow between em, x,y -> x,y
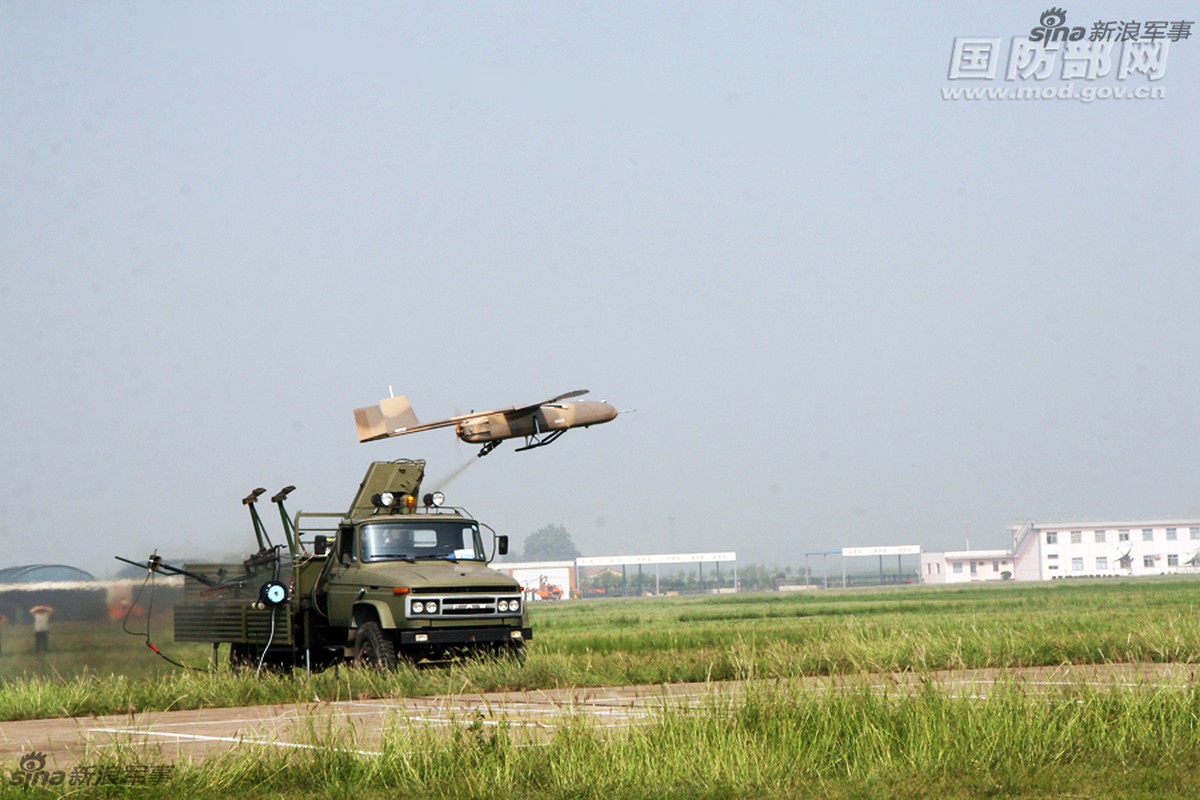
29,605 -> 53,653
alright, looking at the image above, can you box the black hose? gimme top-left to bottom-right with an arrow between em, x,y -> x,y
121,569 -> 210,672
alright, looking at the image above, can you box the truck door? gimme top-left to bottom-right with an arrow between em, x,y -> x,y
323,524 -> 361,625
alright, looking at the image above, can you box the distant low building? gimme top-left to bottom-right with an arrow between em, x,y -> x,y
921,520 -> 1200,584
492,561 -> 576,600
0,565 -> 95,583
920,549 -> 1013,584
0,564 -> 107,622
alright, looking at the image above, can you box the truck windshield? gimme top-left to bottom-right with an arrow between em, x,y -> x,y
360,521 -> 485,563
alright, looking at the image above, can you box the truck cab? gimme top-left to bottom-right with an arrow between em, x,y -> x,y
311,486 -> 529,666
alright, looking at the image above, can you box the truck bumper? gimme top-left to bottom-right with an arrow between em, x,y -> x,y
397,627 -> 533,646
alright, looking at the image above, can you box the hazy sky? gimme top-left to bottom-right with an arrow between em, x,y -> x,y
2,2 -> 1198,575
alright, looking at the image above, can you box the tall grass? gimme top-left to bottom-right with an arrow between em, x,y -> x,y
20,680 -> 1200,799
3,577 -> 1200,720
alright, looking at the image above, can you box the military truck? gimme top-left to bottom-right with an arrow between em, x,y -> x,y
165,459 -> 530,671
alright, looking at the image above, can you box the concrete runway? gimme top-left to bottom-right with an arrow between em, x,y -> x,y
0,663 -> 1195,769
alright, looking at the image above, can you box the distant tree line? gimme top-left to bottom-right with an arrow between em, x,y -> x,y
515,524 -> 581,561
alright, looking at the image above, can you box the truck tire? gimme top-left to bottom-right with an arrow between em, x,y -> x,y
353,621 -> 397,669
496,640 -> 526,664
230,643 -> 293,673
229,643 -> 253,673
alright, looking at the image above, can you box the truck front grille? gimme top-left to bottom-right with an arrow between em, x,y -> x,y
407,594 -> 522,619
442,597 -> 497,615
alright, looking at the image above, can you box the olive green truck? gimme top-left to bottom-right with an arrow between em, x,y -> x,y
165,459 -> 530,670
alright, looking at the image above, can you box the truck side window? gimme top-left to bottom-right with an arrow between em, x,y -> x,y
338,526 -> 355,563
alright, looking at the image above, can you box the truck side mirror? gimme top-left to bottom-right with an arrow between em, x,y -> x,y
497,535 -> 508,556
313,535 -> 328,556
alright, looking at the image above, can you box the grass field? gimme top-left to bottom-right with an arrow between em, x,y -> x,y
4,578 -> 1200,798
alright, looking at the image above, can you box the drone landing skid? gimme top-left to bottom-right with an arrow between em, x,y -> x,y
514,429 -> 567,453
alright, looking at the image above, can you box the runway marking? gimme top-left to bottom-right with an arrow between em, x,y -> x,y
88,727 -> 383,757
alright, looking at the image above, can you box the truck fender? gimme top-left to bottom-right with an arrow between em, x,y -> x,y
352,600 -> 397,630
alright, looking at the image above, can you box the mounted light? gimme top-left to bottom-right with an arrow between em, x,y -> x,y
423,492 -> 445,508
371,492 -> 416,510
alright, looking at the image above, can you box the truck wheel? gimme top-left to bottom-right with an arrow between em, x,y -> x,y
353,621 -> 397,669
502,641 -> 527,665
230,643 -> 292,673
479,641 -> 525,664
229,643 -> 253,674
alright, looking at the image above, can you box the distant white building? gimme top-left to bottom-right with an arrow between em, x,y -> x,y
1011,520 -> 1200,581
921,520 -> 1200,584
920,549 -> 1013,584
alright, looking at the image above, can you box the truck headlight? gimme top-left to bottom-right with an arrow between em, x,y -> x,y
425,600 -> 438,614
412,601 -> 425,613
